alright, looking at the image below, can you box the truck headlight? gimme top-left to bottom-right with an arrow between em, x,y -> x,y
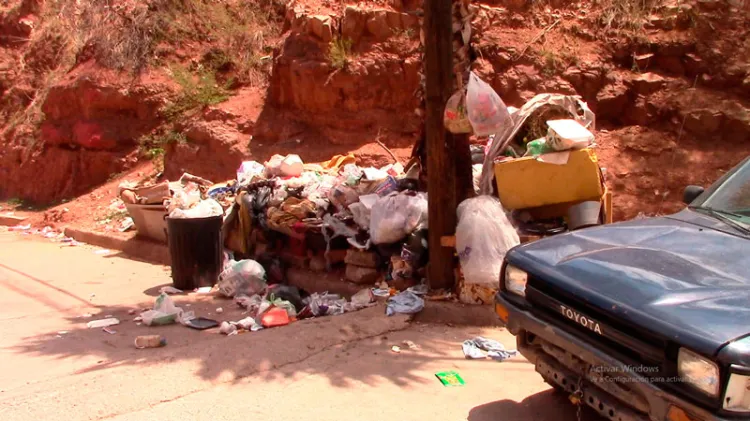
678,348 -> 720,398
504,265 -> 528,297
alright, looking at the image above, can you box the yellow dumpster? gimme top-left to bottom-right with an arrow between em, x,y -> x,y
494,148 -> 604,211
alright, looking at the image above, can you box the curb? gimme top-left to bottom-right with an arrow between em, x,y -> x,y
0,215 -> 28,227
63,227 -> 171,265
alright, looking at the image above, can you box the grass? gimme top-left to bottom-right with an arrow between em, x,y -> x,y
0,0 -> 282,147
138,129 -> 187,171
7,198 -> 23,207
97,208 -> 129,223
328,37 -> 353,70
164,64 -> 231,118
595,0 -> 664,31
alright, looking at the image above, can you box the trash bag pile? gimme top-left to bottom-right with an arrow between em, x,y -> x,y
443,72 -> 606,304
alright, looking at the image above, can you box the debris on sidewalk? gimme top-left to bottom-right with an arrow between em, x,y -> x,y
86,318 -> 120,329
134,335 -> 167,349
435,370 -> 466,387
102,327 -> 117,335
140,293 -> 191,326
385,291 -> 425,316
462,337 -> 518,361
391,345 -> 401,353
185,317 -> 219,330
159,286 -> 183,295
403,340 -> 419,350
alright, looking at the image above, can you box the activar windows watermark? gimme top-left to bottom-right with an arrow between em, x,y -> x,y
589,365 -> 660,375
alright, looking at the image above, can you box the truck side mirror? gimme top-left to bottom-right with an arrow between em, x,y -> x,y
683,185 -> 705,205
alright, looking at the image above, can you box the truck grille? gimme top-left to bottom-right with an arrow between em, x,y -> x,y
525,279 -> 671,378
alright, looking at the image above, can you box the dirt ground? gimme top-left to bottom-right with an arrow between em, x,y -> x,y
0,229 -> 601,421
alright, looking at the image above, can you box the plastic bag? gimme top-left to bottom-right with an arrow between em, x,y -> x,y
305,292 -> 347,316
444,88 -> 472,134
169,199 -> 223,219
524,138 -> 553,156
280,154 -> 304,177
370,192 -> 428,245
327,184 -> 359,212
218,259 -> 267,298
342,164 -> 364,186
466,72 -> 510,136
141,293 -> 186,326
237,161 -> 265,185
385,291 -> 425,316
456,196 -> 519,288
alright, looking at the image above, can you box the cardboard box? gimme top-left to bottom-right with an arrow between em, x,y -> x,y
494,148 -> 604,210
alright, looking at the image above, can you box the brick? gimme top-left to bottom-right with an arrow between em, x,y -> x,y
345,249 -> 379,268
345,264 -> 380,285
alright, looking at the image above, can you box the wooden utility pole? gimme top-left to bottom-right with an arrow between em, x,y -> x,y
424,0 -> 456,290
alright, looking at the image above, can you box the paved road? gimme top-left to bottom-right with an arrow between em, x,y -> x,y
0,230 -> 599,421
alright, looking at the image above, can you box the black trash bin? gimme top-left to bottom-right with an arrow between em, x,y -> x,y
166,215 -> 223,290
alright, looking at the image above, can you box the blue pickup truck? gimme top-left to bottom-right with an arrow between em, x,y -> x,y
496,157 -> 750,421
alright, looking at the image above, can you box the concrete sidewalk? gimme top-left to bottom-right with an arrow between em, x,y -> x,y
0,231 -> 599,421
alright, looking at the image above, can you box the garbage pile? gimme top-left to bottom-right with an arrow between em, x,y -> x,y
445,72 -> 606,304
219,152 -> 430,292
116,146 -> 432,314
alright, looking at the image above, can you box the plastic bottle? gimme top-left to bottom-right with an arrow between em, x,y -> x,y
134,335 -> 167,349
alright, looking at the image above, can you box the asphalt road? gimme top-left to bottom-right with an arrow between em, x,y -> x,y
0,230 -> 600,421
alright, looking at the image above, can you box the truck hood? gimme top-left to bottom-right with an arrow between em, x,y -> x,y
508,210 -> 750,356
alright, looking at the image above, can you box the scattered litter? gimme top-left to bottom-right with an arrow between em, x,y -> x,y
436,370 -> 465,387
57,331 -> 68,335
135,335 -> 166,349
194,286 -> 213,294
406,284 -> 429,295
10,224 -> 31,231
391,345 -> 401,353
159,286 -> 183,295
86,318 -> 120,329
372,288 -> 390,297
128,309 -> 136,315
386,291 -> 425,316
140,293 -> 187,326
119,217 -> 135,232
215,307 -> 224,314
261,307 -> 291,328
102,327 -> 117,335
403,340 -> 419,350
82,313 -> 93,318
185,317 -> 219,330
218,259 -> 267,298
94,249 -> 112,255
462,337 -> 518,361
219,321 -> 238,336
133,316 -> 143,322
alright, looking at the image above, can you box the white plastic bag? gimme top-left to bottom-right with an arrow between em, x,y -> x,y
456,196 -> 519,288
141,293 -> 186,326
386,291 -> 425,316
370,192 -> 428,244
169,199 -> 223,219
218,259 -> 267,298
280,154 -> 304,177
237,161 -> 265,185
466,72 -> 511,136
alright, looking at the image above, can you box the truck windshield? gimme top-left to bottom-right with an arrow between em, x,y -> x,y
693,159 -> 750,233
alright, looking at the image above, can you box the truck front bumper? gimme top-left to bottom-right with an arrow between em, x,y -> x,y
495,293 -> 731,421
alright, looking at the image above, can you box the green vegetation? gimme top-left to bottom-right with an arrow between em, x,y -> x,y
595,0 -> 664,31
165,65 -> 232,118
328,37 -> 353,70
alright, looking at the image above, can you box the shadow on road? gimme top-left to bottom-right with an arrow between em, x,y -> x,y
469,389 -> 603,421
9,296 -> 466,388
